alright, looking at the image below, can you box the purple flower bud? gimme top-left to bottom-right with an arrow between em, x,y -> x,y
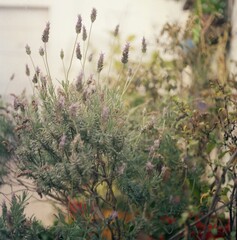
101,105 -> 110,121
25,64 -> 30,76
87,74 -> 94,85
57,95 -> 65,109
35,66 -> 40,76
59,134 -> 66,149
76,14 -> 82,34
39,47 -> 44,56
42,22 -> 50,43
88,53 -> 93,62
76,71 -> 83,91
40,75 -> 47,89
141,37 -> 147,53
90,8 -> 97,23
13,97 -> 20,110
32,74 -> 38,84
69,103 -> 78,117
114,24 -> 119,37
76,43 -> 82,60
82,26 -> 87,41
97,53 -> 104,73
121,42 -> 130,64
25,44 -> 31,55
60,49 -> 64,59
128,68 -> 132,77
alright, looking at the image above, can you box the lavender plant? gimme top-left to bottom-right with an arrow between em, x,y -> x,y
1,5 -> 236,240
7,8 -> 156,239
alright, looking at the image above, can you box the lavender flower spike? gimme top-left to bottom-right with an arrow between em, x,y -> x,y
82,26 -> 87,41
76,14 -> 82,34
39,47 -> 44,56
25,64 -> 30,76
114,24 -> 119,37
25,44 -> 31,55
142,37 -> 147,54
76,43 -> 82,60
121,42 -> 130,64
90,8 -> 97,23
42,22 -> 50,43
60,49 -> 64,60
97,53 -> 104,73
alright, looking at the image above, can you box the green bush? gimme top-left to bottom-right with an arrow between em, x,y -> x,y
0,100 -> 16,185
0,6 -> 236,240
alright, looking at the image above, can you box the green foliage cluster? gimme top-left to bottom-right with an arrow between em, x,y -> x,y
0,192 -> 50,239
0,100 -> 16,185
200,0 -> 226,14
0,6 -> 237,240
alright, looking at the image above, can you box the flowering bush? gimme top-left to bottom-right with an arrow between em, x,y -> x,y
0,6 -> 237,240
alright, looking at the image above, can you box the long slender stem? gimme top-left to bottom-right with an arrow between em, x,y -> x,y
169,201 -> 231,240
41,56 -> 48,77
66,34 -> 79,82
29,55 -> 36,72
62,59 -> 67,81
201,149 -> 237,240
121,55 -> 143,97
28,55 -> 38,94
106,36 -> 117,83
82,23 -> 93,76
44,43 -> 51,81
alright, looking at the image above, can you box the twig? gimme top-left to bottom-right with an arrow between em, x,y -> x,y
201,148 -> 237,239
170,148 -> 237,240
169,201 -> 231,240
66,34 -> 79,82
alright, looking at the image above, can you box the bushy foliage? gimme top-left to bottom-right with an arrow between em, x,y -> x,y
0,6 -> 237,240
0,100 -> 16,185
0,192 -> 51,240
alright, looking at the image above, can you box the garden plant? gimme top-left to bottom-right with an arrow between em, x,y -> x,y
0,4 -> 237,240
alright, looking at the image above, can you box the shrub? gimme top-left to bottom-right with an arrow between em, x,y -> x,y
0,6 -> 236,240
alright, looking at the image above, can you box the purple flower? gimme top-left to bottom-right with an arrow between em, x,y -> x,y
76,71 -> 83,91
39,47 -> 44,56
90,8 -> 97,23
69,103 -> 78,117
82,26 -> 87,41
60,49 -> 64,59
121,42 -> 130,64
97,53 -> 104,73
114,24 -> 119,37
76,14 -> 82,34
59,134 -> 66,149
25,64 -> 30,76
57,96 -> 65,109
42,22 -> 50,43
141,37 -> 147,53
25,44 -> 31,55
76,43 -> 82,60
101,105 -> 110,121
